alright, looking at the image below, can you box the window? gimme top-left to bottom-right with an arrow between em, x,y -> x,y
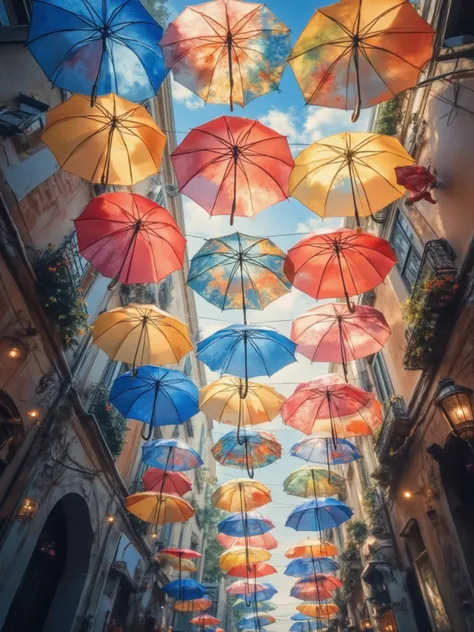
371,353 -> 394,404
0,0 -> 32,25
390,211 -> 421,290
0,94 -> 48,137
444,0 -> 474,46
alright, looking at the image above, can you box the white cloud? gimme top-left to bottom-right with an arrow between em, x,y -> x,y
171,76 -> 204,110
259,108 -> 303,145
182,198 -> 234,256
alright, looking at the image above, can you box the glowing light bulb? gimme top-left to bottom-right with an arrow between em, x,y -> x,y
403,491 -> 412,499
8,347 -> 20,359
27,408 -> 40,420
107,515 -> 116,524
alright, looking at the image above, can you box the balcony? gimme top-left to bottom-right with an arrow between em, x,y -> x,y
375,397 -> 411,463
403,239 -> 459,371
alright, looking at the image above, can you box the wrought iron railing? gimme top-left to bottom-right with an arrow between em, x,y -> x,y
375,396 -> 410,462
57,231 -> 90,288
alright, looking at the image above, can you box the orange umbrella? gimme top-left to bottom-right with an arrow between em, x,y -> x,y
297,602 -> 339,619
285,539 -> 338,559
212,479 -> 271,512
175,599 -> 212,613
190,615 -> 220,626
227,562 -> 277,578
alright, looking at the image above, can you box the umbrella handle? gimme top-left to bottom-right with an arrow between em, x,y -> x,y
244,440 -> 254,479
142,423 -> 153,441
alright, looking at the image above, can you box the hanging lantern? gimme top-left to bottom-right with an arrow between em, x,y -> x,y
16,497 -> 39,522
435,378 -> 474,437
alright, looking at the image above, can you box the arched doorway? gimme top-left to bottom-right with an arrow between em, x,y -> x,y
2,493 -> 92,632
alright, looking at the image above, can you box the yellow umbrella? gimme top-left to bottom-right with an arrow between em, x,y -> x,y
297,603 -> 339,619
285,538 -> 338,559
289,132 -> 414,228
283,467 -> 344,498
125,491 -> 194,525
41,93 -> 166,186
211,479 -> 271,512
92,303 -> 192,370
175,599 -> 212,613
200,376 -> 285,432
219,547 -> 271,572
158,555 -> 197,572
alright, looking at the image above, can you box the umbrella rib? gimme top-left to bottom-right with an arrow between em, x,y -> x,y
362,40 -> 427,72
52,121 -> 110,171
307,47 -> 352,105
238,153 -> 289,200
205,44 -> 230,105
31,0 -> 97,27
360,0 -> 407,35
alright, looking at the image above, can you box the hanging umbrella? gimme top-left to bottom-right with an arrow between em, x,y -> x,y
159,555 -> 197,573
160,548 -> 203,560
172,118 -> 293,224
219,547 -> 271,572
142,439 -> 203,471
285,558 -> 340,577
288,0 -> 434,121
211,429 -> 282,478
285,539 -> 338,559
290,584 -> 333,602
284,229 -> 397,310
27,0 -> 167,103
282,374 -> 382,438
290,436 -> 361,466
228,562 -> 277,578
188,233 -> 291,318
291,614 -> 323,622
289,132 -> 414,227
283,468 -> 344,498
143,469 -> 192,496
232,600 -> 277,614
290,304 -> 390,380
175,599 -> 212,613
74,193 -> 185,289
227,581 -> 277,601
290,621 -> 326,632
110,366 -> 199,440
291,575 -> 343,600
217,532 -> 278,551
41,94 -> 166,186
125,491 -> 194,525
190,615 -> 221,627
297,603 -> 338,619
238,615 -> 276,629
92,304 -> 192,371
161,0 -> 290,110
163,579 -> 207,601
297,575 -> 343,589
212,479 -> 271,512
286,498 -> 353,532
218,512 -> 274,537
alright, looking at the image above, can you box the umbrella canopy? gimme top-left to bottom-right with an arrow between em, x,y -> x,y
227,562 -> 277,578
219,547 -> 271,572
290,621 -> 326,632
291,614 -> 322,622
125,492 -> 194,525
159,556 -> 197,573
74,193 -> 185,288
190,615 -> 221,626
217,532 -> 278,551
283,468 -> 344,498
175,599 -> 212,613
282,374 -> 382,438
160,548 -> 202,560
212,479 -> 271,512
211,429 -> 282,478
297,603 -> 338,619
218,512 -> 274,537
291,437 -> 361,466
227,581 -> 277,601
110,366 -> 199,440
285,539 -> 338,559
163,579 -> 207,601
188,233 -> 291,316
285,557 -> 340,577
292,575 -> 343,600
161,0 -> 290,110
286,498 -> 353,532
27,0 -> 167,103
238,615 -> 276,629
143,469 -> 192,496
142,439 -> 203,471
232,600 -> 277,614
290,584 -> 333,602
284,229 -> 397,309
289,132 -> 414,227
92,304 -> 192,370
41,94 -> 166,186
288,0 -> 434,120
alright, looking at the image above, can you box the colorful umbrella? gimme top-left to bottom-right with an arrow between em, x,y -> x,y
289,132 -> 414,227
296,603 -> 339,619
142,439 -> 203,471
159,556 -> 197,573
290,621 -> 326,632
92,304 -> 192,370
227,581 -> 277,601
175,599 -> 212,613
188,233 -> 291,318
291,614 -> 322,622
228,562 -> 277,578
190,615 -> 221,627
163,579 -> 207,601
143,469 -> 192,496
238,615 -> 276,629
290,584 -> 333,603
211,429 -> 282,478
110,366 -> 199,440
282,374 -> 382,439
285,558 -> 340,577
283,468 -> 344,498
291,575 -> 343,600
285,539 -> 338,559
217,532 -> 278,551
74,193 -> 185,288
160,548 -> 203,560
219,547 -> 271,572
290,437 -> 361,466
218,512 -> 274,537
288,0 -> 434,120
27,0 -> 167,103
284,229 -> 397,310
161,0 -> 290,110
125,491 -> 194,525
41,94 -> 166,186
172,118 -> 293,224
232,600 -> 277,614
212,479 -> 271,512
286,498 -> 353,532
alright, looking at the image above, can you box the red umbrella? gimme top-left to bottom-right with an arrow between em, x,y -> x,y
284,229 -> 397,309
292,574 -> 342,601
217,532 -> 278,551
160,548 -> 203,560
74,192 -> 186,288
143,469 -> 192,496
171,116 -> 293,225
291,303 -> 390,380
226,562 -> 277,578
190,615 -> 221,626
226,580 -> 267,595
281,374 -> 382,440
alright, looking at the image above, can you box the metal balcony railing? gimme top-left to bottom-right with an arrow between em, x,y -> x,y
57,231 -> 90,288
375,396 -> 410,463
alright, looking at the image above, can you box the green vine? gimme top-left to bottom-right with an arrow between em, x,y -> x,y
370,465 -> 392,490
345,519 -> 369,546
374,95 -> 403,136
128,512 -> 149,537
89,384 -> 128,459
338,541 -> 361,601
200,483 -> 226,583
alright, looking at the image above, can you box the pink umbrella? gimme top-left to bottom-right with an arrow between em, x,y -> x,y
143,469 -> 192,496
226,580 -> 267,595
217,532 -> 278,550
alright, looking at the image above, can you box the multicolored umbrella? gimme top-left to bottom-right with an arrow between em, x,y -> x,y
288,0 -> 434,120
283,467 -> 344,498
290,621 -> 326,632
41,94 -> 166,186
27,0 -> 167,103
285,539 -> 338,559
218,512 -> 274,537
172,118 -> 293,223
290,436 -> 361,466
211,429 -> 282,477
125,491 -> 194,526
291,614 -> 321,622
161,0 -> 291,110
286,498 -> 353,532
163,579 -> 207,601
290,584 -> 333,603
190,615 -> 221,627
175,599 -> 212,613
142,439 -> 203,471
284,229 -> 397,310
160,548 -> 203,560
188,233 -> 291,319
143,469 -> 192,496
291,575 -> 342,600
227,581 -> 277,601
110,366 -> 199,440
212,479 -> 271,512
228,562 -> 277,579
217,532 -> 278,551
74,193 -> 185,288
219,546 -> 271,572
159,555 -> 197,573
285,557 -> 340,577
296,602 -> 339,619
233,600 -> 277,614
238,615 -> 276,629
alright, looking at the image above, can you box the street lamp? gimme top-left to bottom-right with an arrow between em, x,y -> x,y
435,378 -> 474,437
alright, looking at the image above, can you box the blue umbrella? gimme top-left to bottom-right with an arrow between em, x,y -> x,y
238,616 -> 275,629
162,579 -> 207,601
218,512 -> 274,537
110,366 -> 199,440
290,622 -> 326,632
27,0 -> 168,103
286,498 -> 353,532
142,439 -> 203,471
290,437 -> 361,465
253,584 -> 277,602
285,557 -> 340,577
291,614 -> 315,621
233,600 -> 277,614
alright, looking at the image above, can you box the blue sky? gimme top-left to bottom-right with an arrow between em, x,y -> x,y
167,1 -> 371,627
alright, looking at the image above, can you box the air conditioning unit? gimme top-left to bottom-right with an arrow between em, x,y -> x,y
165,183 -> 180,197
